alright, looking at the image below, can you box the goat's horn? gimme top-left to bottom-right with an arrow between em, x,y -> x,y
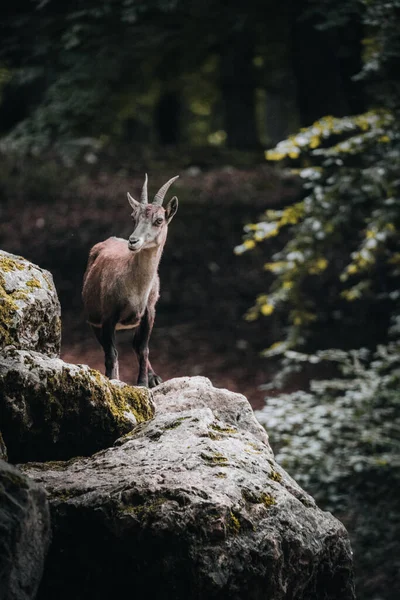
140,173 -> 148,204
153,175 -> 179,206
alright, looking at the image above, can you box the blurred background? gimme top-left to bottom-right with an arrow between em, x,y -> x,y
0,1 -> 399,598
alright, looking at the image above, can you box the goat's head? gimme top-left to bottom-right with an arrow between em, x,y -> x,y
126,174 -> 179,252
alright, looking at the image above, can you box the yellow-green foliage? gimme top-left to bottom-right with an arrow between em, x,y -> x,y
264,111 -> 393,161
235,107 -> 400,352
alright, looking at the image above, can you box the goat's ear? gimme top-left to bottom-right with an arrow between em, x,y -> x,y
127,192 -> 139,209
165,196 -> 178,223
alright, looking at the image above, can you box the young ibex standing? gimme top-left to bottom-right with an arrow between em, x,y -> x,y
82,174 -> 179,387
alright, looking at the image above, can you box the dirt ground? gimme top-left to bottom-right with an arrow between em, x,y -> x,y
0,164 -> 298,408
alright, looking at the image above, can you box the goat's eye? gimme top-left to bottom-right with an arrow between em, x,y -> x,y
154,218 -> 164,226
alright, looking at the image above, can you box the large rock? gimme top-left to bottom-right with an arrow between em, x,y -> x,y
0,250 -> 61,357
23,377 -> 355,600
0,348 -> 154,463
0,459 -> 50,600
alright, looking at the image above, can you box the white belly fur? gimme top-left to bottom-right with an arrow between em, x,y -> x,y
115,322 -> 138,330
87,321 -> 138,331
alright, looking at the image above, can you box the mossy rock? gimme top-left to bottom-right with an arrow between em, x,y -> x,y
0,348 -> 154,462
0,250 -> 61,357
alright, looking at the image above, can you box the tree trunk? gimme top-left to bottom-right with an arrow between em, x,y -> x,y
220,34 -> 259,149
264,87 -> 292,147
291,6 -> 364,126
155,90 -> 181,146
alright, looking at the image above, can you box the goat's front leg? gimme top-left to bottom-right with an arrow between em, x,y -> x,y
148,359 -> 163,388
101,319 -> 119,380
133,308 -> 161,388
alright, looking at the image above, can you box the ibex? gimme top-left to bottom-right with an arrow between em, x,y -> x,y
82,174 -> 179,388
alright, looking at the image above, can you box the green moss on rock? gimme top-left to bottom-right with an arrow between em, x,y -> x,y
227,510 -> 241,535
260,492 -> 276,507
0,256 -> 25,273
87,368 -> 153,425
0,282 -> 19,346
201,451 -> 229,466
0,251 -> 61,356
162,416 -> 190,430
207,431 -> 223,440
269,470 -> 282,483
0,256 -> 26,345
245,442 -> 263,455
242,489 -> 276,507
0,350 -> 154,462
209,422 -> 238,435
121,496 -> 168,520
26,278 -> 42,289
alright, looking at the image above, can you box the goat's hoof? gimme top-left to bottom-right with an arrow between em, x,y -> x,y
148,373 -> 162,388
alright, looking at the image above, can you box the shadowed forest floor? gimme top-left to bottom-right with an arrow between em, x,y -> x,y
0,164 -> 298,407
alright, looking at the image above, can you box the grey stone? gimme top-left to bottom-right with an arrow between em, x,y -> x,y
0,250 -> 61,357
0,431 -> 7,461
154,375 -> 269,444
0,459 -> 50,600
0,347 -> 154,463
23,377 -> 355,600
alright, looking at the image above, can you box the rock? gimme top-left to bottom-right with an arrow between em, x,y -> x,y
0,348 -> 154,463
0,459 -> 50,600
154,375 -> 269,444
23,377 -> 355,600
0,250 -> 61,357
0,432 -> 7,461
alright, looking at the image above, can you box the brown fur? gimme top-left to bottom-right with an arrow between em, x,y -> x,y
82,176 -> 178,387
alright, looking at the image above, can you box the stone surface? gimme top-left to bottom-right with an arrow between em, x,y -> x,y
0,459 -> 50,600
154,375 -> 270,444
0,347 -> 154,463
0,431 -> 7,461
23,377 -> 355,600
0,250 -> 61,357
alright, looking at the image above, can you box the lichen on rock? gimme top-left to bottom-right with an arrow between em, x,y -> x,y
0,250 -> 61,357
0,348 -> 154,462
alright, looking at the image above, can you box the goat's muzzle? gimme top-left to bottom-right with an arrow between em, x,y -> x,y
128,237 -> 144,252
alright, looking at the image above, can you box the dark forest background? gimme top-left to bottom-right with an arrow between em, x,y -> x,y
1,1 -> 400,599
